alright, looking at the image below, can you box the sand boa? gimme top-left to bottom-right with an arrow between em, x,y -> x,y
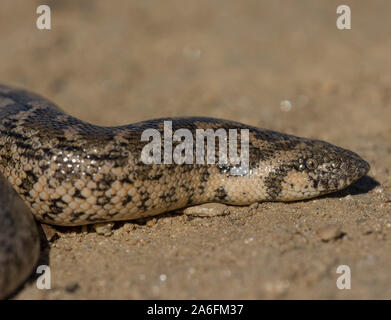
0,84 -> 369,298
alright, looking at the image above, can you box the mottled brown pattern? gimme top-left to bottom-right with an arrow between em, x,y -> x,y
0,84 -> 369,298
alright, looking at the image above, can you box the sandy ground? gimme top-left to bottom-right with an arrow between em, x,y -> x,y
1,0 -> 391,299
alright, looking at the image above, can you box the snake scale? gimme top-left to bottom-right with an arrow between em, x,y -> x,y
0,83 -> 369,298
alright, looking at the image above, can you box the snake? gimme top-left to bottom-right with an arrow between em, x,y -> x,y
0,83 -> 369,298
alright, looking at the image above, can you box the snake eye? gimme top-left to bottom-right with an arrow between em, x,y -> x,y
306,158 -> 318,170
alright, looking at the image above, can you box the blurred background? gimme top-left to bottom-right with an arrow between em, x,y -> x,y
1,0 -> 391,299
1,1 -> 390,139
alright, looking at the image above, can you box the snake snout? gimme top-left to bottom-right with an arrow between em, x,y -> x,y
351,155 -> 370,181
337,150 -> 370,188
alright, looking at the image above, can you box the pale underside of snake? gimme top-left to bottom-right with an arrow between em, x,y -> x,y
0,83 -> 369,298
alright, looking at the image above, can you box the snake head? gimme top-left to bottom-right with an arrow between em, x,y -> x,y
262,135 -> 370,201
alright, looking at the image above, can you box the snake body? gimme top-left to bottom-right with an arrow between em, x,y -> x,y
0,84 -> 369,298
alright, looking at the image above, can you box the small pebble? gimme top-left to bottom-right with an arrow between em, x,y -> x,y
146,218 -> 156,227
93,222 -> 115,236
41,224 -> 59,242
184,203 -> 229,217
58,243 -> 72,251
65,282 -> 80,293
123,222 -> 136,232
316,225 -> 344,242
